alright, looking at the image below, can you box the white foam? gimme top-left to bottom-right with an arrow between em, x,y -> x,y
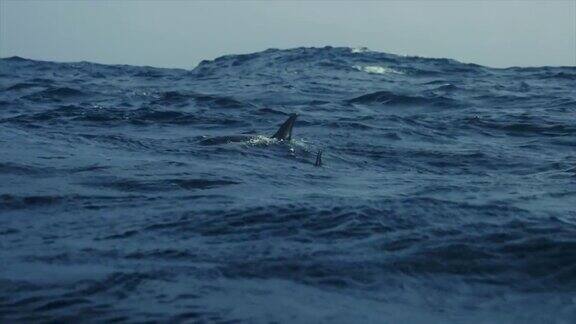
353,65 -> 404,75
288,138 -> 310,151
242,137 -> 310,155
243,135 -> 278,146
351,47 -> 370,53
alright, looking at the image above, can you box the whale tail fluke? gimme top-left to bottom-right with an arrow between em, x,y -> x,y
271,113 -> 298,141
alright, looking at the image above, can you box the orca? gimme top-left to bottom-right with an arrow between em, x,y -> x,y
200,114 -> 298,145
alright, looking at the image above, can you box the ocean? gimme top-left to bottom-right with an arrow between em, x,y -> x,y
1,46 -> 575,323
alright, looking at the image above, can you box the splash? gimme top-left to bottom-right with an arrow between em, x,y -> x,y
243,135 -> 279,146
353,65 -> 404,75
351,47 -> 370,53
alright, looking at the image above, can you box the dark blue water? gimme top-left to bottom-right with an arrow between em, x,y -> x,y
1,47 -> 575,323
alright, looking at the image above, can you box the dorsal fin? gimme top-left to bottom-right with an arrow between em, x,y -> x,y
271,114 -> 298,141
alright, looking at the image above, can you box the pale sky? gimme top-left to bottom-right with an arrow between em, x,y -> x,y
1,0 -> 575,68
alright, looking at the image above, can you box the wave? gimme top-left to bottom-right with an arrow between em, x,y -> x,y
5,83 -> 44,91
149,90 -> 253,109
0,194 -> 66,210
353,65 -> 404,75
346,90 -> 457,107
1,47 -> 575,321
84,177 -> 240,193
116,199 -> 576,290
22,87 -> 87,102
468,118 -> 575,136
1,105 -> 253,127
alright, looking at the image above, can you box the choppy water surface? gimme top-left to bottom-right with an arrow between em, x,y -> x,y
1,47 -> 575,323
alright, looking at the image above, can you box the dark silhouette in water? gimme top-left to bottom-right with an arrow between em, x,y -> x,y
200,113 -> 298,145
271,113 -> 298,141
315,150 -> 323,167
